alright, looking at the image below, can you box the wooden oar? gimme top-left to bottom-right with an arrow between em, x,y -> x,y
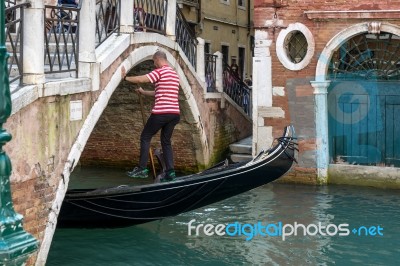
139,94 -> 157,179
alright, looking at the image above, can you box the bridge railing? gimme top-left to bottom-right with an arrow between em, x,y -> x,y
45,4 -> 80,75
5,0 -> 200,82
95,0 -> 121,47
223,62 -> 252,117
5,0 -> 15,7
133,0 -> 167,34
5,2 -> 29,84
175,5 -> 197,68
205,53 -> 217,92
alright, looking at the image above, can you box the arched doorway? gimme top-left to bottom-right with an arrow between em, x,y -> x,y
327,31 -> 400,167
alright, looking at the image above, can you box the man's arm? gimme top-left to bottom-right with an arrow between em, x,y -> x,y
121,68 -> 154,96
125,75 -> 150,83
136,87 -> 155,97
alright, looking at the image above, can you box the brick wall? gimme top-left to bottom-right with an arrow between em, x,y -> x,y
80,61 -> 197,172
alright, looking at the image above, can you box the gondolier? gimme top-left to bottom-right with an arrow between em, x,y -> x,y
122,51 -> 180,182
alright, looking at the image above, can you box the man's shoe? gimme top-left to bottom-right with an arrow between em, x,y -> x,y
166,170 -> 176,178
160,176 -> 175,183
160,170 -> 176,183
126,167 -> 149,178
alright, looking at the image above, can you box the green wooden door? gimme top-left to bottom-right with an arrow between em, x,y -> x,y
328,81 -> 400,167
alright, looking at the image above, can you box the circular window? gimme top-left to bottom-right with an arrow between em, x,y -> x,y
276,23 -> 314,71
285,31 -> 307,63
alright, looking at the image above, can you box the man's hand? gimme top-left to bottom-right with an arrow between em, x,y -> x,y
121,66 -> 126,80
135,87 -> 155,97
135,87 -> 144,95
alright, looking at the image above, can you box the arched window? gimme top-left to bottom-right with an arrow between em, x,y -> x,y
328,32 -> 400,80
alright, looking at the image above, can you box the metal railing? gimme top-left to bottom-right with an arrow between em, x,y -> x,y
5,0 -> 16,7
133,0 -> 167,34
205,53 -> 216,92
5,2 -> 29,84
223,62 -> 252,117
45,4 -> 80,75
5,0 -> 200,81
95,0 -> 121,47
175,5 -> 197,68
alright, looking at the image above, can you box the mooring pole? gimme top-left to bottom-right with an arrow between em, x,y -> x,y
0,1 -> 38,265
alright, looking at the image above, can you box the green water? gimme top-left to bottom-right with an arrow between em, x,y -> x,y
47,167 -> 400,265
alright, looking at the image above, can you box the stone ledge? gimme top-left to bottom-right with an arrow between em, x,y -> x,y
11,85 -> 40,115
305,10 -> 400,20
204,92 -> 222,99
43,78 -> 91,97
96,33 -> 131,72
328,164 -> 400,189
258,106 -> 285,118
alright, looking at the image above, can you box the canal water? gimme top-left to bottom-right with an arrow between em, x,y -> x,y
47,167 -> 400,265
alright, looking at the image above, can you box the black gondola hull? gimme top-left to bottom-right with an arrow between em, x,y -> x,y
58,126 -> 297,227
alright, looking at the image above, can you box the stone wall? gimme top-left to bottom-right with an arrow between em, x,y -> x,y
4,92 -> 91,263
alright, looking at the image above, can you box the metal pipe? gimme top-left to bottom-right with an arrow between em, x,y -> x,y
0,3 -> 4,44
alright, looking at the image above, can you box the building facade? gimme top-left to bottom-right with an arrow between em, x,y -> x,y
253,0 -> 400,187
179,0 -> 254,80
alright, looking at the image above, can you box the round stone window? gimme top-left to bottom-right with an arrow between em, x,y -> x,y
285,31 -> 307,63
276,23 -> 314,71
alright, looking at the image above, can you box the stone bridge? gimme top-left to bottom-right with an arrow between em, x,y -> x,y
4,1 -> 251,264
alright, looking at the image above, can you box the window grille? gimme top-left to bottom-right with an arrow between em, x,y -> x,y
284,31 -> 307,64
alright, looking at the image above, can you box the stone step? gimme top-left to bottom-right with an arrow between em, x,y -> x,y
229,136 -> 252,154
45,71 -> 77,79
230,154 -> 253,163
229,136 -> 252,163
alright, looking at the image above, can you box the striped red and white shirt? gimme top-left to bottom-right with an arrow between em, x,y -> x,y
146,65 -> 180,115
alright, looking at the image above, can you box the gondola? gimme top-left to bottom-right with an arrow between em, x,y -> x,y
58,125 -> 297,227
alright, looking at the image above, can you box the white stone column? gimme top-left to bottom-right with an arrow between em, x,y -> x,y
23,0 -> 44,85
310,80 -> 331,184
78,0 -> 99,90
196,37 -> 205,84
252,30 -> 273,156
166,0 -> 177,41
120,0 -> 134,33
215,51 -> 223,93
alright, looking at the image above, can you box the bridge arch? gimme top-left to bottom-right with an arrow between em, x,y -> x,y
66,45 -> 209,179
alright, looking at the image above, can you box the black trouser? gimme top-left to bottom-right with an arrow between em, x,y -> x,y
139,114 -> 180,171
